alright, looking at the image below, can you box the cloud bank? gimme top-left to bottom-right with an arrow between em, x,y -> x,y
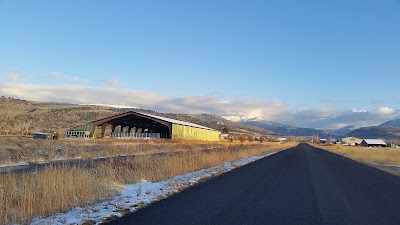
0,82 -> 399,129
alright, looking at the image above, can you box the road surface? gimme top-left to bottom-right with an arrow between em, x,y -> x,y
109,143 -> 400,225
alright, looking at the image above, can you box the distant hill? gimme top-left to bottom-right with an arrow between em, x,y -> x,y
345,119 -> 400,140
379,119 -> 400,127
157,113 -> 273,135
0,97 -> 273,136
346,126 -> 400,140
0,97 -> 118,135
240,119 -> 331,137
240,119 -> 359,138
334,125 -> 357,136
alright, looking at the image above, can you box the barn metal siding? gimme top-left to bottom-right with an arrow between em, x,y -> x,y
171,124 -> 220,141
68,123 -> 94,132
66,123 -> 94,138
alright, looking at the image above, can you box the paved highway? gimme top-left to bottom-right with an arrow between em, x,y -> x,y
109,143 -> 400,225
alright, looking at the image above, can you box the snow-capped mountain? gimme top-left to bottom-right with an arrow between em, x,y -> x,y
239,119 -> 331,137
379,119 -> 400,127
221,116 -> 257,122
334,125 -> 357,136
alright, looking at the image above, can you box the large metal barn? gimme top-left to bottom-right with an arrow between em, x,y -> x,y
66,111 -> 220,141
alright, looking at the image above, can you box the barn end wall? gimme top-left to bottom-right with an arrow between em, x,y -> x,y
171,124 -> 220,141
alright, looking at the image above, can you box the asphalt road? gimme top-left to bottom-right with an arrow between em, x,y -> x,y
108,143 -> 400,225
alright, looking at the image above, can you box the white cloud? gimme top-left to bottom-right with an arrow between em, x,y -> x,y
102,77 -> 121,85
0,82 -> 399,129
376,106 -> 395,115
352,108 -> 367,113
0,83 -> 165,108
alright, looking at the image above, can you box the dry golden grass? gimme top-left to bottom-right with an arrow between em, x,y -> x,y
0,138 -> 291,165
314,144 -> 400,165
0,142 -> 295,224
102,142 -> 295,184
0,168 -> 114,224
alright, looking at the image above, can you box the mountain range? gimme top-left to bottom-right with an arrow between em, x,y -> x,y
2,96 -> 400,140
240,119 -> 330,137
379,119 -> 400,127
344,119 -> 400,140
238,118 -> 400,140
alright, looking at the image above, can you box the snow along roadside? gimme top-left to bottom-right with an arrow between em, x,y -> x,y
0,161 -> 29,168
30,151 -> 277,225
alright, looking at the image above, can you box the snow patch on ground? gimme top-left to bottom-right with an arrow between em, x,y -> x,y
383,164 -> 400,168
30,152 -> 276,225
0,161 -> 29,168
36,159 -> 47,164
369,163 -> 400,168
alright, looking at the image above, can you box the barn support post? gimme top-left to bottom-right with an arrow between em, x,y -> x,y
101,124 -> 108,138
127,126 -> 131,137
93,125 -> 102,138
168,123 -> 172,139
111,125 -> 115,133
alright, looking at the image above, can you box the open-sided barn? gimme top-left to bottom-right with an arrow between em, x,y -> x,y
66,111 -> 220,141
360,139 -> 387,148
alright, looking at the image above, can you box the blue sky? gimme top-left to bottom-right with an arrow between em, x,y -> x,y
1,0 -> 400,129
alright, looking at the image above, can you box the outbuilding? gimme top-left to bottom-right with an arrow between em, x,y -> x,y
33,132 -> 52,140
342,136 -> 363,146
277,137 -> 287,142
360,139 -> 387,148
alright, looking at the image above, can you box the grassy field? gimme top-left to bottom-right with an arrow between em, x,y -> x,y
313,144 -> 400,166
0,141 -> 295,224
0,137 -> 272,165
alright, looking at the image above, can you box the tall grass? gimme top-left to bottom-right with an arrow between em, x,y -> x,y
0,138 -> 269,165
103,143 -> 293,183
0,168 -> 113,224
0,142 -> 295,224
315,144 -> 400,165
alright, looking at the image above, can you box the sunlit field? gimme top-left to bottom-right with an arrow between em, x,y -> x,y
314,144 -> 400,166
0,137 -> 287,165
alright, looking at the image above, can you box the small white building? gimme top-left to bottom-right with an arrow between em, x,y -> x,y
277,137 -> 287,142
219,133 -> 229,139
360,139 -> 387,148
